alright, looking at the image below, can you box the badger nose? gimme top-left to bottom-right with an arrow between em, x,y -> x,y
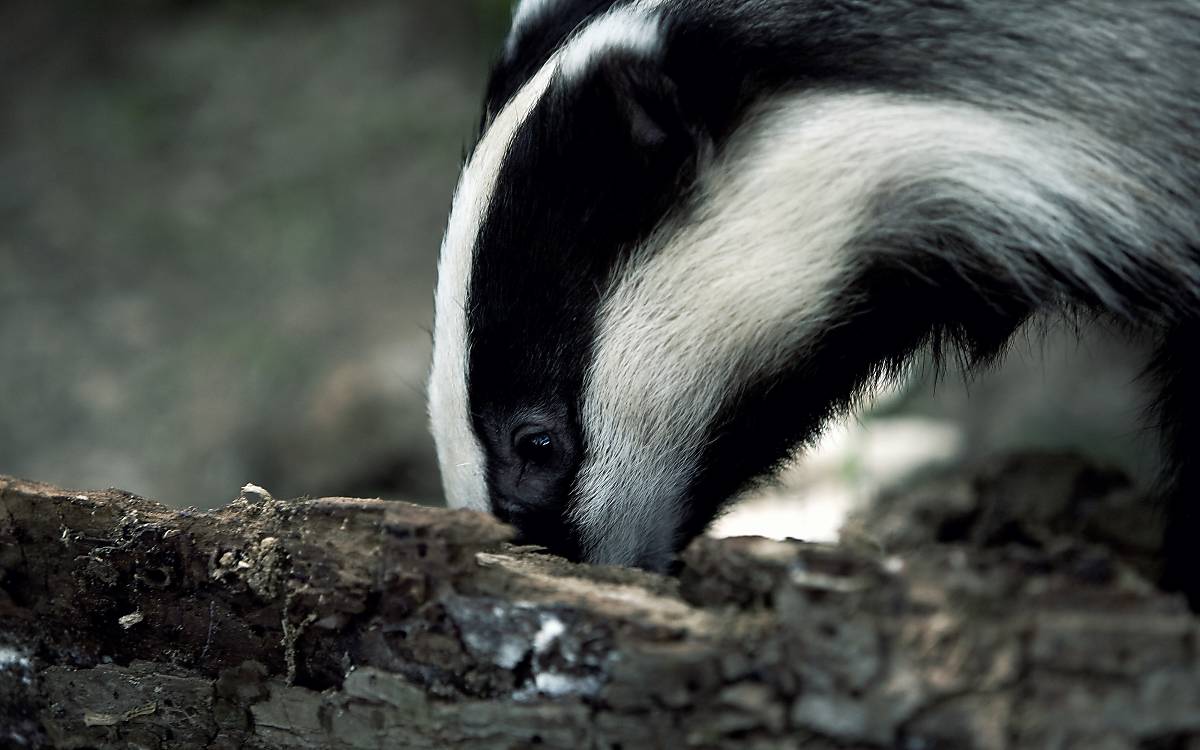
495,502 -> 582,562
630,552 -> 681,576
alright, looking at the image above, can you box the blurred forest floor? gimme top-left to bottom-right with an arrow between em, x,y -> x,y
0,0 -> 511,507
0,1 -> 1162,537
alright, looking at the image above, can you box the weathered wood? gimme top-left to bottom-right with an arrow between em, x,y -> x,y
1,460 -> 1197,749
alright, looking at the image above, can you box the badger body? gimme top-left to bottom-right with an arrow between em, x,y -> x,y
429,0 -> 1200,603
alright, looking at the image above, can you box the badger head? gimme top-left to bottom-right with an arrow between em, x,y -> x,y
428,2 -> 1067,570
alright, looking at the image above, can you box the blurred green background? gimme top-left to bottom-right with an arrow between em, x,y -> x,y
0,0 -> 1161,518
0,0 -> 512,507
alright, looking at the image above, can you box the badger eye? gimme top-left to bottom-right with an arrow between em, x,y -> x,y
513,426 -> 556,466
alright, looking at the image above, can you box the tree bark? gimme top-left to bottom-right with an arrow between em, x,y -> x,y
1,459 -> 1197,750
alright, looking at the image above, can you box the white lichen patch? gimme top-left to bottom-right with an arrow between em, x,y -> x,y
0,646 -> 33,687
533,616 -> 565,654
210,536 -> 287,599
240,483 -> 274,503
495,640 -> 528,671
533,671 -> 603,698
0,646 -> 30,669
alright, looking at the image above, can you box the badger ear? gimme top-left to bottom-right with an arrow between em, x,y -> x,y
578,54 -> 708,176
608,61 -> 696,151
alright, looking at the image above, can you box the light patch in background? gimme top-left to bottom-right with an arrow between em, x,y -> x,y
710,319 -> 1160,543
709,412 -> 964,543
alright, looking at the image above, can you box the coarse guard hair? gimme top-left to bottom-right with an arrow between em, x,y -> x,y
430,0 -> 1200,604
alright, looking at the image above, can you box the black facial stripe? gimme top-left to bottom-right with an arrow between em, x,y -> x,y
466,54 -> 703,549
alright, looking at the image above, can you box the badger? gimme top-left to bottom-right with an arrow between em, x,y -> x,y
428,0 -> 1200,605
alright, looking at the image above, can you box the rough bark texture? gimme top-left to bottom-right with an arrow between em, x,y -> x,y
1,455 -> 1198,750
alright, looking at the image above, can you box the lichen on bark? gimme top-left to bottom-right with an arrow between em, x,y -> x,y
0,456 -> 1197,749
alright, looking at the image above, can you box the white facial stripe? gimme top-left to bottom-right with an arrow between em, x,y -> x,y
560,3 -> 665,80
429,59 -> 561,511
507,0 -> 560,57
574,93 -> 1146,566
507,0 -> 669,63
573,96 -> 868,565
512,0 -> 558,32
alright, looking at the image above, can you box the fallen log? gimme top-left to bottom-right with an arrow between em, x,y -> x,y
1,457 -> 1197,749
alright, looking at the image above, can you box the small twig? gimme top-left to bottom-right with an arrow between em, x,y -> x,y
200,601 -> 216,662
281,589 -> 317,687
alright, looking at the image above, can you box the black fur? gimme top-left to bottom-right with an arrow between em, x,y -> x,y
1151,323 -> 1200,601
